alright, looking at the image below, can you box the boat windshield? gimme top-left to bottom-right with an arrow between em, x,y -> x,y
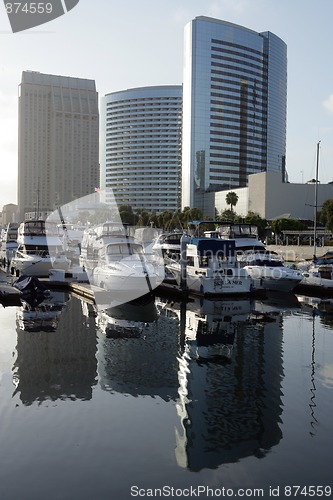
244,252 -> 283,267
106,243 -> 143,262
18,244 -> 50,257
23,221 -> 46,235
218,224 -> 258,239
96,223 -> 128,238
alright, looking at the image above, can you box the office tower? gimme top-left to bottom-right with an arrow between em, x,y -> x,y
182,17 -> 287,217
101,86 -> 182,214
18,71 -> 99,219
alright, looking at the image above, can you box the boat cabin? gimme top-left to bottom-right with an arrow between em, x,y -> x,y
186,237 -> 237,268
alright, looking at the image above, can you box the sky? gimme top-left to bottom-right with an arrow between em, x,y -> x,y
1,0 -> 333,209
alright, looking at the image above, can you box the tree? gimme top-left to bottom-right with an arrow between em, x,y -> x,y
217,209 -> 241,222
136,209 -> 151,227
180,207 -> 204,227
318,199 -> 333,231
271,217 -> 307,236
225,191 -> 239,216
118,204 -> 136,225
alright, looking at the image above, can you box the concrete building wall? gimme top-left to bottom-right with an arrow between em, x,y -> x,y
215,171 -> 333,220
215,188 -> 248,216
18,71 -> 99,220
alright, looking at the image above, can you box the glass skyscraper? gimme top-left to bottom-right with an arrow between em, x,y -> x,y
101,86 -> 182,214
182,17 -> 287,217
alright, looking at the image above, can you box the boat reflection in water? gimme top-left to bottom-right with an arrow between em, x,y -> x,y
96,296 -> 180,401
16,290 -> 69,333
10,283 -> 303,472
180,297 -> 251,362
13,296 -> 97,405
95,295 -> 159,339
169,294 -> 289,471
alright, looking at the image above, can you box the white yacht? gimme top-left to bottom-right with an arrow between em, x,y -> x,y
79,222 -> 133,271
238,250 -> 303,292
80,221 -> 164,306
152,231 -> 184,261
0,222 -> 19,269
204,222 -> 303,292
205,222 -> 265,251
151,231 -> 186,281
10,220 -> 70,277
298,260 -> 333,293
166,236 -> 253,296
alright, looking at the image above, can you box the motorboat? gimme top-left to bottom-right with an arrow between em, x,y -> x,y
58,222 -> 85,265
238,250 -> 303,292
79,222 -> 134,271
152,231 -> 184,261
80,221 -> 164,306
297,262 -> 333,294
92,239 -> 164,303
0,222 -> 19,270
203,221 -> 303,292
166,235 -> 253,296
10,219 -> 70,277
152,231 -> 185,281
203,221 -> 265,252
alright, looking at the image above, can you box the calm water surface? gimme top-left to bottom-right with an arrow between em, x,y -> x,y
0,290 -> 332,499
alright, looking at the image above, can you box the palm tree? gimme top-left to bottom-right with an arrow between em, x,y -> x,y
225,191 -> 239,216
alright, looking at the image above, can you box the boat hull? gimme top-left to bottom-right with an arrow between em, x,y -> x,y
10,256 -> 69,277
296,264 -> 333,294
167,264 -> 252,296
91,263 -> 164,306
244,265 -> 303,292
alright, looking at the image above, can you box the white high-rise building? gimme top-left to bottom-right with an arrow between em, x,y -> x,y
18,71 -> 99,219
182,17 -> 287,217
101,86 -> 182,214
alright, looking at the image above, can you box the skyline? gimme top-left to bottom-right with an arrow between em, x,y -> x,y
1,0 -> 333,208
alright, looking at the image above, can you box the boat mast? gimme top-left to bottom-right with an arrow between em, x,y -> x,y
35,177 -> 40,219
313,140 -> 321,258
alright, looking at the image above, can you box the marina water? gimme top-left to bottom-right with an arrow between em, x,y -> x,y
0,291 -> 332,499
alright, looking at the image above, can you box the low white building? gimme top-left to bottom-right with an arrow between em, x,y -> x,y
215,171 -> 333,220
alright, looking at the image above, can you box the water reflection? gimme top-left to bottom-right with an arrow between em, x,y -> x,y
13,294 -> 97,405
96,295 -> 180,401
96,295 -> 159,339
16,290 -> 69,332
9,288 -> 316,471
170,295 -> 286,471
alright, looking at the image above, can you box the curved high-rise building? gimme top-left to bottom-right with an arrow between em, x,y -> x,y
101,86 -> 182,214
182,17 -> 287,217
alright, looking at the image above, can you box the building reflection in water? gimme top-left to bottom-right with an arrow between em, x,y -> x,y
11,287 -> 292,469
13,293 -> 97,405
96,295 -> 180,401
172,296 -> 285,471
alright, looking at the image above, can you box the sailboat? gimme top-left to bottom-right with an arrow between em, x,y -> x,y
299,141 -> 333,293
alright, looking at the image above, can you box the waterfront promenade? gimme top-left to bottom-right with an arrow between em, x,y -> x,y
266,244 -> 333,262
